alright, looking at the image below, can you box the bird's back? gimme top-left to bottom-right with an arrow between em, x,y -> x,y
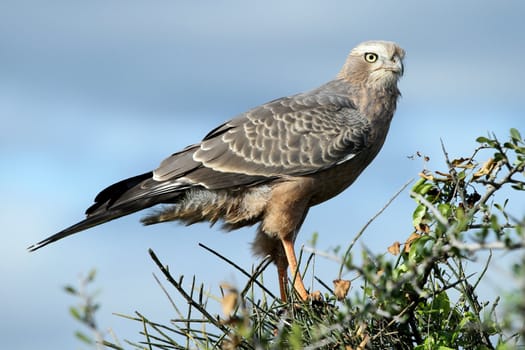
29,40 -> 404,261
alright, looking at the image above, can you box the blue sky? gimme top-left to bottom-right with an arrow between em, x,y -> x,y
2,1 -> 524,349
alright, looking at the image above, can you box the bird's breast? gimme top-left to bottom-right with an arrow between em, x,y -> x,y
307,129 -> 388,206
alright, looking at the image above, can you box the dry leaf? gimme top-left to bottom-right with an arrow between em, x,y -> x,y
420,170 -> 454,182
435,170 -> 453,179
333,279 -> 351,300
357,335 -> 370,350
310,290 -> 323,301
221,334 -> 241,350
221,292 -> 238,316
415,223 -> 430,234
451,157 -> 475,168
220,283 -> 238,316
473,158 -> 495,179
387,241 -> 401,255
404,232 -> 421,252
419,171 -> 434,181
356,322 -> 366,336
356,323 -> 369,350
451,157 -> 468,166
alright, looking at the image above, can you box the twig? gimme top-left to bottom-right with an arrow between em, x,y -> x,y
470,156 -> 523,213
440,139 -> 461,197
338,178 -> 414,279
138,312 -> 153,350
148,249 -> 229,333
448,239 -> 525,252
313,276 -> 333,296
302,246 -> 341,263
473,249 -> 492,291
198,243 -> 278,300
239,257 -> 273,299
468,223 -> 516,230
152,273 -> 185,320
185,276 -> 196,349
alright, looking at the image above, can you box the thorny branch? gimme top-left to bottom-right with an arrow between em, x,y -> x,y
148,249 -> 229,333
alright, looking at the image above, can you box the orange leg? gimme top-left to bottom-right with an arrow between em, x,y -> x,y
277,261 -> 288,302
281,238 -> 309,301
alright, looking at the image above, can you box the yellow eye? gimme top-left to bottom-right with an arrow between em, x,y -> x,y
364,52 -> 378,63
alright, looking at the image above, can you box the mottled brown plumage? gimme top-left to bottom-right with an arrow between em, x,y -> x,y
29,41 -> 405,301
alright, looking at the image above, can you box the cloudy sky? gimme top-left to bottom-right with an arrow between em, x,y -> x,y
2,1 -> 524,349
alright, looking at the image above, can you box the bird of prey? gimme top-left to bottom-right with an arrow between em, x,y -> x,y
29,40 -> 405,302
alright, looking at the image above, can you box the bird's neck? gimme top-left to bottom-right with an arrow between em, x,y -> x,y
353,82 -> 400,123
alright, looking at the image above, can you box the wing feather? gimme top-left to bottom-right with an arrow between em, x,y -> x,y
153,85 -> 371,189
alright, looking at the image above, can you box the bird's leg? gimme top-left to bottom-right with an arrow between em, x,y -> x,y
281,237 -> 309,301
276,257 -> 289,302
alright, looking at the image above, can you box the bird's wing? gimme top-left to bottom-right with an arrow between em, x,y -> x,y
27,89 -> 371,252
154,92 -> 371,189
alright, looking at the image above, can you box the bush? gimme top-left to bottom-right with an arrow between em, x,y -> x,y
67,129 -> 525,349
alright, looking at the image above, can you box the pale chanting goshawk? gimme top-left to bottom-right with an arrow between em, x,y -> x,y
29,41 -> 405,301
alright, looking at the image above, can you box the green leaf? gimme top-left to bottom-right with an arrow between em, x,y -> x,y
87,269 -> 97,283
503,141 -> 518,150
69,306 -> 82,321
412,204 -> 427,227
455,205 -> 465,220
92,303 -> 100,313
438,203 -> 451,218
408,235 -> 432,262
392,263 -> 408,279
511,183 -> 525,191
289,323 -> 303,350
493,152 -> 504,161
423,336 -> 436,347
476,136 -> 491,143
63,285 -> 77,295
510,128 -> 522,143
433,292 -> 451,315
74,331 -> 94,345
411,177 -> 427,192
419,183 -> 434,196
308,232 -> 319,248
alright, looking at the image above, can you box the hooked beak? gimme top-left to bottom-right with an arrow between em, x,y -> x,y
388,55 -> 404,76
388,55 -> 405,76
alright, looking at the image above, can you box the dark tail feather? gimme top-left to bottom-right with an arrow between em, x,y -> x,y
86,172 -> 153,216
27,206 -> 143,252
28,171 -> 170,252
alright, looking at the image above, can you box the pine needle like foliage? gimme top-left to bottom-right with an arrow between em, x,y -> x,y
68,129 -> 525,349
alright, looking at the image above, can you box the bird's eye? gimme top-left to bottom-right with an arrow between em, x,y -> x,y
364,52 -> 378,63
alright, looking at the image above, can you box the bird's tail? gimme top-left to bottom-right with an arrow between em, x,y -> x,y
27,207 -> 141,252
28,171 -> 180,252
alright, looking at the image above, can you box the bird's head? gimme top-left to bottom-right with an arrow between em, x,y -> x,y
338,40 -> 405,89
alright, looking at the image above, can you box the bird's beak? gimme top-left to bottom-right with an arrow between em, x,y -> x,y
396,56 -> 404,76
397,60 -> 404,76
386,56 -> 404,76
